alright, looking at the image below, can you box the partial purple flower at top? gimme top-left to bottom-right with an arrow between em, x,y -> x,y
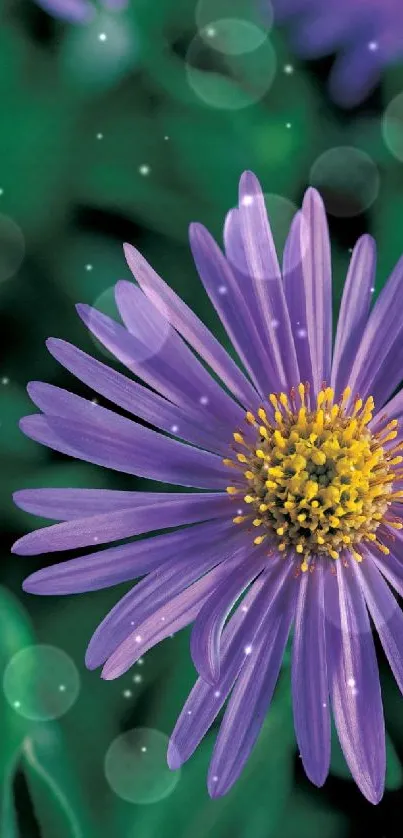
271,0 -> 403,106
12,170 -> 403,803
34,0 -> 128,25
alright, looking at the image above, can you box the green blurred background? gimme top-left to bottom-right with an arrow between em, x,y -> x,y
1,0 -> 403,835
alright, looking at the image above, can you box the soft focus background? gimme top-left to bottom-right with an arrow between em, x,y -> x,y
1,0 -> 403,835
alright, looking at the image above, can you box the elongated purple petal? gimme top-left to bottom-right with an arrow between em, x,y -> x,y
21,386 -> 228,489
223,209 -> 275,390
238,171 -> 299,391
13,488 -> 223,522
35,0 -> 93,23
21,521 -> 229,596
207,567 -> 297,797
283,211 -> 315,392
190,547 -> 267,683
189,223 -> 272,399
86,522 -> 245,670
325,559 -> 385,804
331,235 -> 376,397
123,243 -> 258,409
169,558 -> 295,769
47,338 -> 229,454
300,188 -> 332,394
77,302 -> 243,427
354,555 -> 403,695
12,492 -> 232,555
101,557 -> 244,680
292,564 -> 330,787
347,254 -> 403,407
370,547 -> 403,599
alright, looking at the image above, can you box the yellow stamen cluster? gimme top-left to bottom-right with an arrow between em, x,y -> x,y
225,385 -> 403,571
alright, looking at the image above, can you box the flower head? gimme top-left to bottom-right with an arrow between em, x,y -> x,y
13,171 -> 403,803
272,0 -> 403,106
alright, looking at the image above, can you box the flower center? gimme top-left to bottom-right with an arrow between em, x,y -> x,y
225,384 -> 403,571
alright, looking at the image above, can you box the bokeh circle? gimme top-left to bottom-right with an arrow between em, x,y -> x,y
196,0 -> 273,44
186,32 -> 276,110
309,147 -> 379,217
104,727 -> 181,804
382,92 -> 403,162
0,215 -> 25,282
3,644 -> 80,721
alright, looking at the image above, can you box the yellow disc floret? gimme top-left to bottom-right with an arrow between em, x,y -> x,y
225,385 -> 403,571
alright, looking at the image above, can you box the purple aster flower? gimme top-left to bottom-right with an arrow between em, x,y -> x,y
272,0 -> 403,106
12,171 -> 403,803
34,0 -> 128,25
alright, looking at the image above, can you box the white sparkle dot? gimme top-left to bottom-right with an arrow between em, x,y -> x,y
91,398 -> 98,405
352,687 -> 359,696
133,674 -> 142,684
286,123 -> 292,129
368,41 -> 379,51
347,677 -> 355,687
297,328 -> 307,339
85,264 -> 93,271
241,605 -> 248,613
130,621 -> 135,626
206,26 -> 216,37
322,702 -> 327,708
284,64 -> 294,74
214,690 -> 221,698
58,684 -> 66,692
137,658 -> 144,666
141,746 -> 147,753
237,508 -> 244,515
171,424 -> 179,433
123,689 -> 132,698
96,132 -> 103,140
164,135 -> 170,141
139,164 -> 150,176
161,616 -> 166,622
187,710 -> 192,715
348,247 -> 353,253
0,188 -> 3,196
1,376 -> 9,385
271,319 -> 279,329
200,395 -> 209,406
93,536 -> 99,542
212,775 -> 218,782
370,286 -> 375,293
244,644 -> 252,655
135,635 -> 142,643
218,285 -> 227,295
98,32 -> 107,42
13,700 -> 21,709
241,195 -> 254,207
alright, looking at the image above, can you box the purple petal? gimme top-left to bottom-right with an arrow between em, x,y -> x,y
189,223 -> 272,399
347,254 -> 403,408
21,386 -> 228,489
12,492 -> 231,555
238,171 -> 299,391
77,302 -> 243,427
101,556 -> 244,680
123,243 -> 258,409
300,188 -> 332,394
370,547 -> 403,599
292,564 -> 330,787
86,522 -> 245,670
34,0 -> 93,23
169,558 -> 295,769
325,559 -> 385,804
22,521 -> 229,596
190,546 -> 267,683
223,209 -> 275,389
283,211 -> 315,392
207,566 -> 297,797
47,338 -> 229,454
331,235 -> 376,397
354,555 -> 403,695
13,487 -> 222,522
